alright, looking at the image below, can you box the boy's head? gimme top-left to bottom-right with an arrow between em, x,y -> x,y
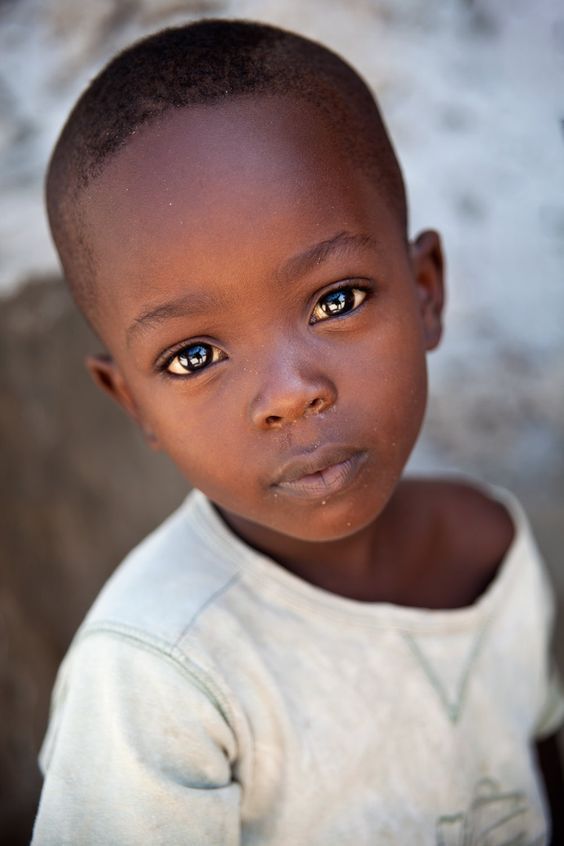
46,19 -> 444,546
47,19 -> 408,324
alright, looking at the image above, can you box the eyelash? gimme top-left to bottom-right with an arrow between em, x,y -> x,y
158,282 -> 370,379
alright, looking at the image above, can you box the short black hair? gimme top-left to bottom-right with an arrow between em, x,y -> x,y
46,19 -> 407,326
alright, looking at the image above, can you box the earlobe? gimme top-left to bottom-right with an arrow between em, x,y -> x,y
84,353 -> 161,451
410,229 -> 445,351
85,353 -> 135,415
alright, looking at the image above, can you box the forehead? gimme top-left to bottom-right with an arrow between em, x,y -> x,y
81,97 -> 400,344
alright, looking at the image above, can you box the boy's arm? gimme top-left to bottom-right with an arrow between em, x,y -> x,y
536,734 -> 564,845
32,631 -> 242,846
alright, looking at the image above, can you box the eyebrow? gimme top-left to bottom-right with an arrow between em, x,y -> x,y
126,230 -> 380,345
127,290 -> 228,346
276,230 -> 381,285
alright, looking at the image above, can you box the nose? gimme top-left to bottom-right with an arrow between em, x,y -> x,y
249,354 -> 337,430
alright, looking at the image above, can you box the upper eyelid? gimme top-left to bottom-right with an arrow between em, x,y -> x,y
310,281 -> 371,315
312,277 -> 373,303
314,277 -> 371,296
316,280 -> 369,299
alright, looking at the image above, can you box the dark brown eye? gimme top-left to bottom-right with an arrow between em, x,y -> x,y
310,287 -> 367,324
166,342 -> 224,375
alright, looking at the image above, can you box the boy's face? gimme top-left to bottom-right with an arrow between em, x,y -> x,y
83,97 -> 443,545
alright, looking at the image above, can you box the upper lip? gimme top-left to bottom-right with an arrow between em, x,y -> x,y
271,444 -> 363,486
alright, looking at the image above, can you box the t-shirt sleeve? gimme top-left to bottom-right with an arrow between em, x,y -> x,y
531,542 -> 564,741
31,629 -> 241,846
533,659 -> 564,740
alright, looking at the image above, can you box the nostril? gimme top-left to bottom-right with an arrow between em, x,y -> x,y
258,395 -> 331,428
306,397 -> 324,415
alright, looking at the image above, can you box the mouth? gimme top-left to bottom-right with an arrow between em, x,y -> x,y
270,445 -> 367,500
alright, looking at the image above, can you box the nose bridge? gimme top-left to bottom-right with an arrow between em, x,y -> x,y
249,333 -> 336,429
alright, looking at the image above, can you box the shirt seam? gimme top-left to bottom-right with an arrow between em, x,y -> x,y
173,571 -> 242,647
75,621 -> 239,735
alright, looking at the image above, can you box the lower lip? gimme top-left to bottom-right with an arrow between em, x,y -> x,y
273,452 -> 367,500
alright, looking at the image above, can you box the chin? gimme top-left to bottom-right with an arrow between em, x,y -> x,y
272,496 -> 386,544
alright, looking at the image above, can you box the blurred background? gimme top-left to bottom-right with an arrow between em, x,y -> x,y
1,0 -> 563,841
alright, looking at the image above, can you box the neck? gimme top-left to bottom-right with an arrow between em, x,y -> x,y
216,486 -> 417,602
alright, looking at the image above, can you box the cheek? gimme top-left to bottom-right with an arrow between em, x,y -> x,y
142,386 -> 255,500
155,406 -> 234,466
341,313 -> 428,428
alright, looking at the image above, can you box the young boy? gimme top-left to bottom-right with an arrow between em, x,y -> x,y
32,19 -> 563,845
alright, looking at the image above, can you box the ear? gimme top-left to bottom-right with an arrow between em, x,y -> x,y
85,353 -> 161,451
409,229 -> 445,351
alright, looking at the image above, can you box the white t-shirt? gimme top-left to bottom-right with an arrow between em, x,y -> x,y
32,483 -> 564,845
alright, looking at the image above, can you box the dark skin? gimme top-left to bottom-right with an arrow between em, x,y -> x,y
76,96 -> 563,834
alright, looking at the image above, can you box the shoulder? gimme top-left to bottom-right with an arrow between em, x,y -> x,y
432,477 -> 515,561
439,477 -> 514,566
83,490 -> 242,645
398,476 -> 516,605
402,475 -> 515,553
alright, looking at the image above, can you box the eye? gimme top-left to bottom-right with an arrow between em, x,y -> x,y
164,342 -> 226,376
309,286 -> 367,324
